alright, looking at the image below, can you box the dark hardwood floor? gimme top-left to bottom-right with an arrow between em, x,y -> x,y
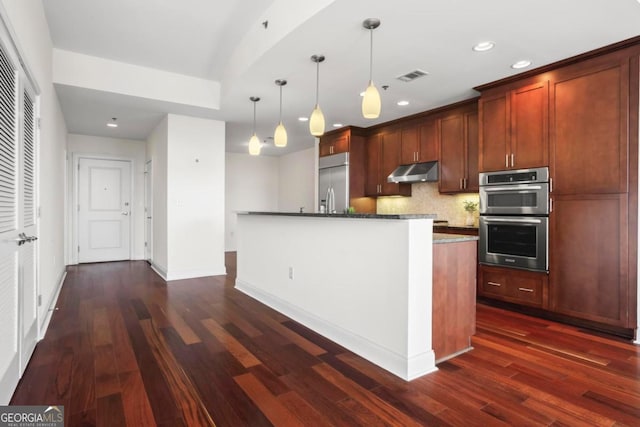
11,253 -> 640,426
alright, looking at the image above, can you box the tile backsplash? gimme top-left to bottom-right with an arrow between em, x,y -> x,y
376,182 -> 479,226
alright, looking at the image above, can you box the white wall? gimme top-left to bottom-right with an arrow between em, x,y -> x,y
166,114 -> 226,280
225,153 -> 279,251
0,1 -> 67,333
146,117 -> 169,275
67,134 -> 147,261
278,147 -> 315,213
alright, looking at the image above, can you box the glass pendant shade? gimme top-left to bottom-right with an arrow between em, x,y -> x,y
274,122 -> 287,147
362,81 -> 381,118
309,104 -> 325,137
248,133 -> 261,155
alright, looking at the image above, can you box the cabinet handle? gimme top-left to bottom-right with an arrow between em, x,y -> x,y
511,153 -> 514,168
460,178 -> 463,189
487,281 -> 502,287
550,198 -> 553,213
550,177 -> 553,193
518,287 -> 534,293
463,178 -> 467,189
505,154 -> 509,168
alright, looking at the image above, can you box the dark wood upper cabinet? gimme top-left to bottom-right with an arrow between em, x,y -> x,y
400,125 -> 419,165
550,59 -> 629,195
479,81 -> 548,171
319,131 -> 350,157
365,131 -> 411,197
439,105 -> 478,193
400,119 -> 438,165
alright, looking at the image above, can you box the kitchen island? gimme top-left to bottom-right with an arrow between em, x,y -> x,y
235,212 -> 477,380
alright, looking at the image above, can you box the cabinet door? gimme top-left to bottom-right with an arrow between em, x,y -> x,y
365,134 -> 381,196
465,111 -> 479,192
380,130 -> 406,195
400,125 -> 419,165
551,60 -> 629,195
479,93 -> 510,172
549,194 -> 630,326
439,114 -> 465,193
332,133 -> 350,154
319,131 -> 349,157
511,81 -> 548,169
419,119 -> 438,162
318,140 -> 333,157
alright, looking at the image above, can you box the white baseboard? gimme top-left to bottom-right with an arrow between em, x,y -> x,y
150,262 -> 226,282
150,262 -> 168,281
166,266 -> 226,282
39,270 -> 67,340
235,278 -> 437,381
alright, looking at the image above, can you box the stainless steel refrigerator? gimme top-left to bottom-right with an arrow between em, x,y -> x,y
318,152 -> 349,213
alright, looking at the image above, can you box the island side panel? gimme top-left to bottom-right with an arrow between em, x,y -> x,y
432,240 -> 477,362
235,214 -> 436,380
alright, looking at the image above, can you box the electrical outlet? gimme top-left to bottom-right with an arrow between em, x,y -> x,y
288,267 -> 294,280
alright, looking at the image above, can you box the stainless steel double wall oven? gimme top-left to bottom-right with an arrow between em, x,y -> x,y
479,167 -> 549,272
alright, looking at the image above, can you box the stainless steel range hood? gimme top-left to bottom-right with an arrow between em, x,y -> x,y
387,161 -> 438,183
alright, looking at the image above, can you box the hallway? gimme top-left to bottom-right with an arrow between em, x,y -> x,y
10,255 -> 640,426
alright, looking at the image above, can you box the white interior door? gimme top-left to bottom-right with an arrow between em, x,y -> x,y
144,160 -> 152,261
78,158 -> 131,263
0,39 -> 39,404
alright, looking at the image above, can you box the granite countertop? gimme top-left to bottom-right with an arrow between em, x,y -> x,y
433,233 -> 479,244
240,211 -> 437,220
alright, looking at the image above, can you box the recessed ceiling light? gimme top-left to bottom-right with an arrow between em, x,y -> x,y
397,100 -> 410,106
107,117 -> 118,128
511,60 -> 532,69
298,117 -> 309,122
333,123 -> 343,128
473,41 -> 495,52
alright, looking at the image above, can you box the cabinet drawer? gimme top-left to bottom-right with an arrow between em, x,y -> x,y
479,266 -> 546,307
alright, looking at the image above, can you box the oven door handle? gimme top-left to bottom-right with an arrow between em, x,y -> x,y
482,185 -> 543,192
483,217 -> 543,224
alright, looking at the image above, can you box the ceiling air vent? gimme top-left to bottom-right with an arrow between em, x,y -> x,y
396,69 -> 429,82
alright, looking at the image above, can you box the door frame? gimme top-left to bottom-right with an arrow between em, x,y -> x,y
71,154 -> 135,264
144,160 -> 153,262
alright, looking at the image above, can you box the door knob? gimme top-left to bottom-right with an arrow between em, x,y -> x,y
122,212 -> 129,216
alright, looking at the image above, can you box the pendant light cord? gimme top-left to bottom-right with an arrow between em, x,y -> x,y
279,85 -> 283,122
315,60 -> 320,105
369,28 -> 374,82
252,101 -> 256,134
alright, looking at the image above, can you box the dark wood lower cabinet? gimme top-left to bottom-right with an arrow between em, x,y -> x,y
549,194 -> 632,327
432,240 -> 477,362
478,265 -> 547,309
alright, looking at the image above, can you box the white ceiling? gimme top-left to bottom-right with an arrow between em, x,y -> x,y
43,0 -> 640,156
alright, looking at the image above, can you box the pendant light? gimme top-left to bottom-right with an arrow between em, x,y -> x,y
309,54 -> 325,137
362,18 -> 381,119
274,79 -> 288,147
248,96 -> 261,156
